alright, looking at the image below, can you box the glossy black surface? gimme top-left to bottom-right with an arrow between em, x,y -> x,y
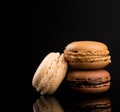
12,0 -> 120,111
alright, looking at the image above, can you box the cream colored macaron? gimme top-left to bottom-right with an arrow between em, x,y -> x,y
32,52 -> 68,95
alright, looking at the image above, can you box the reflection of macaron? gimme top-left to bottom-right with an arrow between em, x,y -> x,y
66,69 -> 111,93
66,96 -> 111,112
64,41 -> 111,69
32,52 -> 68,95
33,96 -> 64,112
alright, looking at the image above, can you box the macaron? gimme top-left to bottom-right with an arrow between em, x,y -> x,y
33,96 -> 64,112
65,69 -> 111,94
64,41 -> 111,69
32,52 -> 68,95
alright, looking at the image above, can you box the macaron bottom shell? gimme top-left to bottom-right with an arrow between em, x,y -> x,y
68,58 -> 110,69
67,82 -> 110,94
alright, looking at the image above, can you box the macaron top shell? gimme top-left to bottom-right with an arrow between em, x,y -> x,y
64,41 -> 109,56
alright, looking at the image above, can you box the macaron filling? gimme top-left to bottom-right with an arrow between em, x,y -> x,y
65,55 -> 111,63
64,50 -> 109,56
67,80 -> 110,88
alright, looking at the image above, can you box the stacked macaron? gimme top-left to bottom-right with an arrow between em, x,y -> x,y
64,41 -> 111,93
32,40 -> 111,95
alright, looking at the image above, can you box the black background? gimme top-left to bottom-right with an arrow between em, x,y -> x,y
11,0 -> 120,111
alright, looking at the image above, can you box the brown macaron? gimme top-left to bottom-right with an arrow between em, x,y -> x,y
64,41 -> 111,69
65,69 -> 111,94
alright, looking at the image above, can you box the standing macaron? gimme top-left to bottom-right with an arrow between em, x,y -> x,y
32,52 -> 68,95
64,41 -> 111,69
65,69 -> 111,94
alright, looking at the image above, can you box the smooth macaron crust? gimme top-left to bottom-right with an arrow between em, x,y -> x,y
32,52 -> 68,95
64,41 -> 111,69
66,69 -> 111,94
